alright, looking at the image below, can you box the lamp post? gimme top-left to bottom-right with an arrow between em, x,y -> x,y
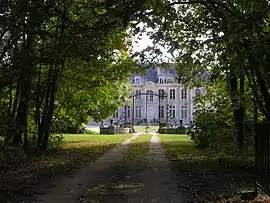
132,93 -> 135,131
145,92 -> 148,133
158,93 -> 161,130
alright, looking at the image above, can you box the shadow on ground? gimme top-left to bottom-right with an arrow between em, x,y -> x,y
1,138 -> 256,203
82,159 -> 146,203
171,159 -> 255,202
72,141 -> 255,203
0,142 -> 117,202
160,138 -> 256,203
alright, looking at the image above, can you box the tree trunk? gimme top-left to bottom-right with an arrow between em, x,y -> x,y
10,31 -> 34,152
41,68 -> 60,150
3,80 -> 21,147
229,76 -> 242,147
253,65 -> 270,120
238,74 -> 245,148
11,74 -> 31,148
38,64 -> 53,148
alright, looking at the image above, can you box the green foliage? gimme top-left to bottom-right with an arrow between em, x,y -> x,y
0,0 -> 146,151
27,117 -> 38,145
134,0 -> 270,120
190,79 -> 255,159
190,110 -> 233,149
48,134 -> 64,149
190,79 -> 233,149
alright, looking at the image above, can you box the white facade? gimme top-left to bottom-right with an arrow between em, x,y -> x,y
108,67 -> 207,126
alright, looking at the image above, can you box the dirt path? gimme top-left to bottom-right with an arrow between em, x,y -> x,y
82,132 -> 186,203
125,132 -> 187,203
24,132 -> 186,203
29,133 -> 140,203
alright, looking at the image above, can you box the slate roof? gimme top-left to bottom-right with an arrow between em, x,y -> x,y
131,66 -> 210,84
131,66 -> 178,83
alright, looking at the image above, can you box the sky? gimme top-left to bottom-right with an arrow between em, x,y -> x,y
130,24 -> 174,63
132,31 -> 153,52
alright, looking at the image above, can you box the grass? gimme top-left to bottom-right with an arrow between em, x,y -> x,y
81,134 -> 152,201
159,134 -> 256,202
123,134 -> 151,160
0,134 -> 131,202
159,134 -> 212,160
63,134 -> 131,142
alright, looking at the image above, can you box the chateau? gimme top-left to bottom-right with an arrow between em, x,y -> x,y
110,66 -> 208,127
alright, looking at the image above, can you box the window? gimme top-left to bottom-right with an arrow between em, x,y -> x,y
169,89 -> 176,99
159,105 -> 165,118
127,106 -> 130,118
195,88 -> 201,96
134,76 -> 141,84
135,89 -> 141,99
135,106 -> 141,118
146,90 -> 153,102
169,105 -> 176,118
159,89 -> 165,99
113,110 -> 118,118
158,76 -> 165,84
181,89 -> 187,99
181,106 -> 187,118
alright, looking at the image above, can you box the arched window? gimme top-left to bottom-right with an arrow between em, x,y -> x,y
146,90 -> 154,101
134,76 -> 141,84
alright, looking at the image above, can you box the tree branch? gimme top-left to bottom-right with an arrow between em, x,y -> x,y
168,0 -> 232,12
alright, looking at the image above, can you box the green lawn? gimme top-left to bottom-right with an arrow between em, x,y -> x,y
62,134 -> 131,142
159,134 -> 256,202
123,134 -> 151,160
158,134 -> 211,160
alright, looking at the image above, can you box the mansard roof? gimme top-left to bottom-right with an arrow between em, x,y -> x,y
131,65 -> 211,84
131,66 -> 178,84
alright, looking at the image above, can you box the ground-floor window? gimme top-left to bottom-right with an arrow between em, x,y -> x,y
136,106 -> 141,118
169,105 -> 176,118
181,106 -> 187,118
159,105 -> 164,118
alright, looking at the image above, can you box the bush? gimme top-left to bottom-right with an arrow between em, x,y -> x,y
190,110 -> 228,149
51,117 -> 88,134
49,134 -> 64,149
190,109 -> 255,160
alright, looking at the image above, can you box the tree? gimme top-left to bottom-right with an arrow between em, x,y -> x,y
0,0 -> 145,152
131,0 -> 270,147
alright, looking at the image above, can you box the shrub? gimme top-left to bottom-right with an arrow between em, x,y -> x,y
49,134 -> 64,149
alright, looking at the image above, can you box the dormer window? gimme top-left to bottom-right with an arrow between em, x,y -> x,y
195,88 -> 201,96
134,76 -> 141,84
158,76 -> 165,84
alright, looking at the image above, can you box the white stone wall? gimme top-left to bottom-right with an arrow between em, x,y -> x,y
106,81 -> 205,127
